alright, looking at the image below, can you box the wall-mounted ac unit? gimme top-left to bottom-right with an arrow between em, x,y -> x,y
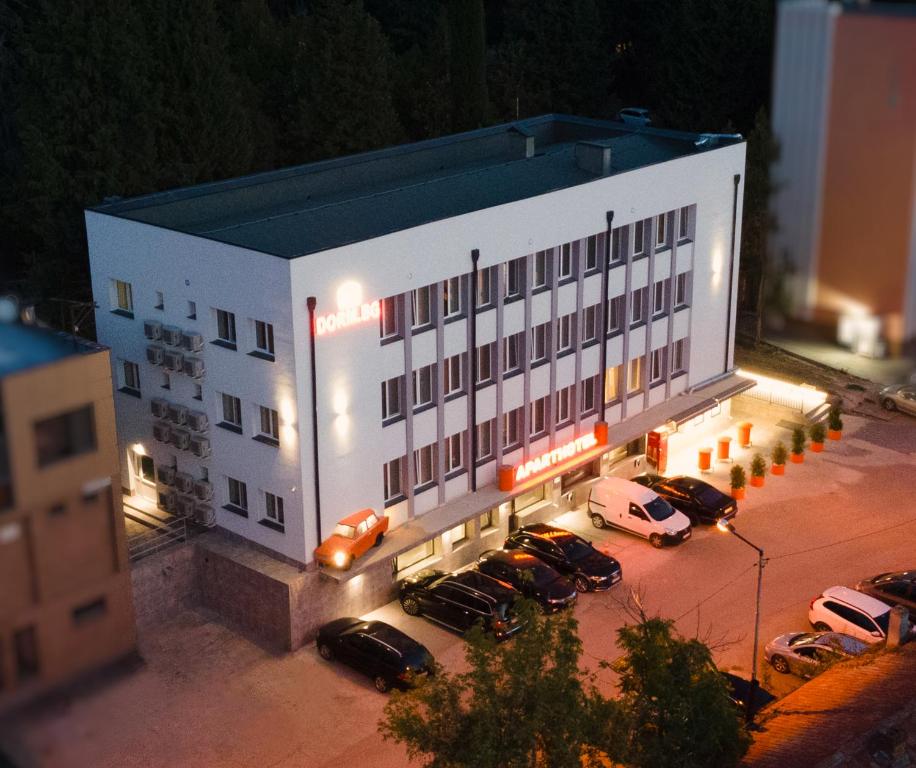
156,465 -> 176,485
143,320 -> 162,340
175,495 -> 196,518
193,479 -> 213,501
158,490 -> 176,513
182,331 -> 204,353
189,435 -> 211,458
152,421 -> 172,443
187,410 -> 208,432
182,356 -> 205,378
174,471 -> 194,493
163,350 -> 184,371
167,403 -> 188,425
150,398 -> 169,418
171,428 -> 190,450
146,345 -> 164,366
194,503 -> 216,527
162,325 -> 182,346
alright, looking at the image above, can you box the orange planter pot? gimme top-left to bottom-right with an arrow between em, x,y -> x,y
698,447 -> 713,472
717,436 -> 733,461
738,422 -> 753,448
810,442 -> 824,453
790,452 -> 805,464
771,463 -> 785,475
731,487 -> 746,500
828,429 -> 842,441
750,475 -> 765,487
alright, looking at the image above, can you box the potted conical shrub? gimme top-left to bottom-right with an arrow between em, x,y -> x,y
730,464 -> 747,500
791,426 -> 806,463
771,441 -> 787,475
750,453 -> 767,487
828,406 -> 843,441
809,422 -> 826,453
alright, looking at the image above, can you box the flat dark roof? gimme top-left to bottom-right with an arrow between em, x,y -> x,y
0,322 -> 106,379
92,114 -> 743,259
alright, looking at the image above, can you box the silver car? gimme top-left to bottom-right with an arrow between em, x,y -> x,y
764,631 -> 869,677
879,384 -> 916,415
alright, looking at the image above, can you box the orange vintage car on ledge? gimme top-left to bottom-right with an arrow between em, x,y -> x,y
314,508 -> 389,570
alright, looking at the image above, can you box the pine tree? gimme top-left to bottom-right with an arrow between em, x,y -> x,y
447,0 -> 488,132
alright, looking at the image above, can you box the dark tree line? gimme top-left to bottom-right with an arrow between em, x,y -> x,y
0,0 -> 774,332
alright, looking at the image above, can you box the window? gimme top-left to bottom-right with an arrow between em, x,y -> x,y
556,314 -> 573,353
119,360 -> 140,395
14,626 -> 39,682
112,279 -> 133,315
265,492 -> 285,526
585,236 -> 599,272
380,295 -> 402,340
73,597 -> 107,626
220,394 -> 242,430
532,251 -> 549,289
187,300 -> 197,320
504,258 -> 523,300
634,220 -> 646,256
653,280 -> 668,315
414,443 -> 437,489
582,305 -> 598,344
556,385 -> 573,426
480,509 -> 495,530
503,407 -> 523,451
503,332 -> 524,375
193,383 -> 203,400
630,287 -> 647,326
476,344 -> 494,386
161,371 -> 171,390
678,206 -> 691,240
672,339 -> 687,374
476,419 -> 494,461
449,521 -> 468,546
530,397 -> 548,438
35,406 -> 95,468
445,432 -> 465,474
396,539 -> 435,571
381,376 -> 404,421
413,365 -> 435,409
607,295 -> 625,334
656,213 -> 668,247
383,457 -> 405,502
411,286 -> 432,328
442,277 -> 464,318
254,320 -> 275,357
227,477 -> 248,511
530,323 -> 548,364
154,291 -> 164,310
581,376 -> 598,415
258,406 -> 279,443
627,357 -> 643,394
650,349 -> 665,384
605,365 -> 620,403
558,244 -> 573,281
675,272 -> 690,307
611,228 -> 625,263
476,267 -> 494,308
443,354 -> 464,397
215,308 -> 237,346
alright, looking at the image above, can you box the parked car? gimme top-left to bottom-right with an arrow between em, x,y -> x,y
503,523 -> 622,592
587,477 -> 692,547
316,617 -> 434,693
879,384 -> 916,415
633,474 -> 737,526
856,570 -> 916,615
617,107 -> 652,126
765,631 -> 869,677
808,586 -> 892,644
720,672 -> 776,718
476,549 -> 577,613
314,508 -> 388,570
399,569 -> 524,640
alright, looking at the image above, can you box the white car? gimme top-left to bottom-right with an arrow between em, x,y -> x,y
808,586 -> 892,644
587,477 -> 692,548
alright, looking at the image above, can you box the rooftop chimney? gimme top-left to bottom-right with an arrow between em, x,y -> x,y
575,141 -> 612,177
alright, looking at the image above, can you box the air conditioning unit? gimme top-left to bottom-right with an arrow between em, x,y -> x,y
193,479 -> 213,501
187,410 -> 209,432
171,428 -> 190,450
167,403 -> 188,425
150,397 -> 169,418
182,356 -> 205,378
163,350 -> 184,371
146,345 -> 164,365
182,331 -> 204,353
158,489 -> 176,513
175,495 -> 196,518
194,503 -> 216,527
189,435 -> 211,458
162,325 -> 182,346
174,471 -> 194,493
143,320 -> 162,340
157,465 -> 176,486
152,421 -> 171,443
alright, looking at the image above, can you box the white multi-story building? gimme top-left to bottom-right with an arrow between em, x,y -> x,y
87,115 -> 747,583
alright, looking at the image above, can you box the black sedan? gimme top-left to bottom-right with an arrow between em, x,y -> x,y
856,570 -> 916,615
476,549 -> 578,613
503,523 -> 622,593
634,474 -> 737,525
316,617 -> 434,693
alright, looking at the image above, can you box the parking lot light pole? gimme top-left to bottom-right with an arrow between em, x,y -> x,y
716,519 -> 765,724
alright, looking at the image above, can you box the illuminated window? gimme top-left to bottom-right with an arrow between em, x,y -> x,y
414,443 -> 437,489
383,456 -> 405,502
650,348 -> 665,384
476,419 -> 495,461
442,277 -> 464,318
381,376 -> 404,421
556,385 -> 573,426
530,397 -> 548,438
556,314 -> 573,353
533,251 -> 549,289
678,206 -> 691,240
480,509 -> 495,530
581,376 -> 598,415
411,286 -> 432,328
675,272 -> 690,307
627,357 -> 643,394
503,407 -> 523,451
445,432 -> 465,474
443,354 -> 464,397
530,323 -> 548,364
630,288 -> 647,326
558,243 -> 573,280
396,538 -> 435,571
449,521 -> 468,546
605,365 -> 620,403
413,365 -> 434,409
111,279 -> 133,314
582,305 -> 599,344
503,332 -> 524,375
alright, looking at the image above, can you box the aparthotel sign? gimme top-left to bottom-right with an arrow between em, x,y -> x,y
514,432 -> 599,483
315,300 -> 380,336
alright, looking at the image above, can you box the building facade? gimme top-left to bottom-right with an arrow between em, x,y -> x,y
771,0 -> 916,356
86,115 -> 746,585
0,320 -> 135,710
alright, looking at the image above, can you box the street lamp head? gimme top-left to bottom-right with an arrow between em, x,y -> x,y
717,519 -> 735,534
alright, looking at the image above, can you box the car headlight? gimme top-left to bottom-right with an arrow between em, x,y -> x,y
665,528 -> 677,536
332,550 -> 348,568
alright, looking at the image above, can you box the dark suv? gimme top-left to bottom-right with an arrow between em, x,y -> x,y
476,549 -> 577,613
634,474 -> 737,525
399,569 -> 524,640
503,524 -> 622,593
855,571 -> 916,615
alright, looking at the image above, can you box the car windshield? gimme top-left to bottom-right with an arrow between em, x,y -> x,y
787,633 -> 818,647
525,563 -> 559,587
333,524 -> 356,539
559,536 -> 593,562
696,485 -> 726,505
644,497 -> 675,521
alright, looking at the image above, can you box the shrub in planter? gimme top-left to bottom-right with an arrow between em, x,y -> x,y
730,464 -> 747,500
771,441 -> 787,475
750,454 -> 767,487
809,422 -> 826,452
791,427 -> 806,463
828,406 -> 843,440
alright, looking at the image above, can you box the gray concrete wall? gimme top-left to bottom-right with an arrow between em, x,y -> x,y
130,543 -> 198,633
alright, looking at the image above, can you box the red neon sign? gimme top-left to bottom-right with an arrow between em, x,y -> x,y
514,432 -> 598,484
315,300 -> 380,336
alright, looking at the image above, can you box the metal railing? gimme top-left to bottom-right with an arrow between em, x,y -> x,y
128,515 -> 188,563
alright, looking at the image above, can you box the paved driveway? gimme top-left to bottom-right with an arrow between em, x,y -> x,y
5,413 -> 916,768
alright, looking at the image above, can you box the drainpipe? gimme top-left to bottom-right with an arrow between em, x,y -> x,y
599,211 -> 614,421
306,296 -> 322,546
724,174 -> 741,374
469,249 -> 480,492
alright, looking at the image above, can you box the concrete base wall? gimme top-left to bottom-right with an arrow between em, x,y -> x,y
130,543 -> 198,633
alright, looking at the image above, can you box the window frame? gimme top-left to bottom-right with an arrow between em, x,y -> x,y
112,279 -> 133,316
627,357 -> 643,394
476,343 -> 494,386
254,320 -> 275,358
380,295 -> 403,341
585,235 -> 600,273
258,405 -> 280,444
607,295 -> 625,335
476,419 -> 495,462
444,432 -> 465,476
556,314 -> 573,354
411,286 -> 433,330
556,385 -> 573,427
220,393 -> 243,431
413,443 -> 438,491
503,332 -> 524,376
604,365 -> 620,403
443,353 -> 465,398
442,276 -> 464,320
675,272 -> 690,308
580,376 -> 598,416
582,305 -> 599,345
532,250 -> 550,290
558,243 -> 574,282
227,476 -> 248,512
650,348 -> 666,385
630,287 -> 647,326
264,492 -> 285,527
215,308 -> 237,346
120,360 -> 141,395
502,407 -> 523,451
678,206 -> 691,240
530,323 -> 549,365
504,259 -> 524,301
476,266 -> 495,309
413,364 -> 435,410
656,212 -> 669,249
34,405 -> 96,468
530,396 -> 548,439
633,220 -> 646,257
383,456 -> 406,504
653,279 -> 668,316
381,375 -> 404,422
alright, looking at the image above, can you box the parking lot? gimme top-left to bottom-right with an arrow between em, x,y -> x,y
5,411 -> 916,768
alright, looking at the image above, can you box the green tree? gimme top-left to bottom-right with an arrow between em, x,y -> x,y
447,0 -> 488,131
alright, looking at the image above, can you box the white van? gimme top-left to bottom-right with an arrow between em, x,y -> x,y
587,477 -> 692,548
